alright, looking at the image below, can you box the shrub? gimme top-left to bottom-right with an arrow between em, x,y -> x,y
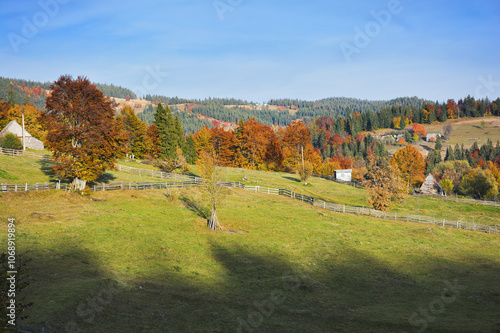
0,133 -> 22,150
461,168 -> 498,200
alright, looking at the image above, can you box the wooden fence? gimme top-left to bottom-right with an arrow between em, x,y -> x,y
1,178 -> 498,234
92,180 -> 199,191
411,193 -> 500,207
240,184 -> 499,235
114,164 -> 198,182
312,173 -> 364,189
1,148 -> 498,234
0,147 -> 51,160
0,182 -> 68,192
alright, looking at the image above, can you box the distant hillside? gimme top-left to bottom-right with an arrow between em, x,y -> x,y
0,77 -> 137,109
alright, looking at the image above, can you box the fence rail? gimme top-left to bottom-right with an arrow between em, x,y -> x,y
114,164 -> 198,182
238,184 -> 500,235
0,182 -> 68,192
92,180 -> 199,192
1,179 -> 498,234
313,173 -> 364,189
0,147 -> 51,160
411,193 -> 500,207
1,148 -> 498,234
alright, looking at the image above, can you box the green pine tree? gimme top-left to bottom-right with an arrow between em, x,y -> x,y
153,103 -> 177,159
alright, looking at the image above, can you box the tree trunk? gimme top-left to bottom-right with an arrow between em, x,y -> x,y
207,206 -> 221,231
71,177 -> 86,192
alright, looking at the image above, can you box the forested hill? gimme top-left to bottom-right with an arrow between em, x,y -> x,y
268,96 -> 430,117
0,77 -> 137,109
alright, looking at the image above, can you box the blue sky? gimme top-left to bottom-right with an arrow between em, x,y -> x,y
1,0 -> 499,103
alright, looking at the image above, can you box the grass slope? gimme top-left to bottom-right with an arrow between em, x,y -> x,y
1,186 -> 500,332
1,153 -> 498,226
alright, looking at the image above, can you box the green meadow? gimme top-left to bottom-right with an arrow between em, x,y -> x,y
0,153 -> 499,332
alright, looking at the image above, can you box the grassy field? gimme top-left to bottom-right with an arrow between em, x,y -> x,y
1,153 -> 499,226
1,152 -> 500,332
1,187 -> 499,332
0,154 -> 166,185
424,117 -> 500,148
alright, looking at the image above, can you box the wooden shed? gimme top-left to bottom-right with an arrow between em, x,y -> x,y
0,120 -> 44,150
420,174 -> 442,195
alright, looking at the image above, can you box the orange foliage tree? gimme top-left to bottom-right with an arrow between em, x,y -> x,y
116,105 -> 148,158
412,123 -> 427,139
42,75 -> 126,189
446,99 -> 458,119
391,145 -> 426,189
210,127 -> 239,167
282,121 -> 312,171
145,124 -> 161,159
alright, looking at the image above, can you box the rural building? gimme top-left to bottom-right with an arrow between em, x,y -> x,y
420,174 -> 442,195
426,133 -> 439,142
335,169 -> 352,182
0,120 -> 44,150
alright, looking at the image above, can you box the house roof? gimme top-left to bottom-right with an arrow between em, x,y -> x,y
335,169 -> 352,173
421,173 -> 442,189
0,120 -> 34,138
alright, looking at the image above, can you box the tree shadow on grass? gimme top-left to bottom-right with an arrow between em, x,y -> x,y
18,203 -> 500,333
283,175 -> 301,183
94,172 -> 117,184
35,159 -> 61,183
179,194 -> 210,219
23,237 -> 500,333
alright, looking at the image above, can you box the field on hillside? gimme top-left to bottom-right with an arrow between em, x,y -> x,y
1,153 -> 499,227
375,116 -> 500,158
1,153 -> 500,332
425,117 -> 500,148
1,187 -> 500,332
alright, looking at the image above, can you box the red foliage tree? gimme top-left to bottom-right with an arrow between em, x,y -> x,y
412,123 -> 427,139
42,75 -> 126,187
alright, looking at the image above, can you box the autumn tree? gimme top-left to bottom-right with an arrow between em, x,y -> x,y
210,127 -> 238,167
116,105 -> 148,159
447,99 -> 458,119
145,124 -> 161,159
461,168 -> 498,200
265,132 -> 284,171
412,123 -> 427,140
238,118 -> 272,169
42,75 -> 126,190
282,120 -> 312,171
364,156 -> 406,211
391,145 -> 426,189
197,151 -> 226,231
439,179 -> 454,196
5,104 -> 46,141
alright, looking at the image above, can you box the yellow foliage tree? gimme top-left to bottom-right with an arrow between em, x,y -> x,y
391,145 -> 426,189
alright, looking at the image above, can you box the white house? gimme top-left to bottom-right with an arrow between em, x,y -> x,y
335,169 -> 352,182
426,133 -> 439,142
0,120 -> 44,150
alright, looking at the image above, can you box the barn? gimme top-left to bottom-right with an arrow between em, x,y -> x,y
420,173 -> 442,195
335,169 -> 352,182
0,120 -> 44,150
